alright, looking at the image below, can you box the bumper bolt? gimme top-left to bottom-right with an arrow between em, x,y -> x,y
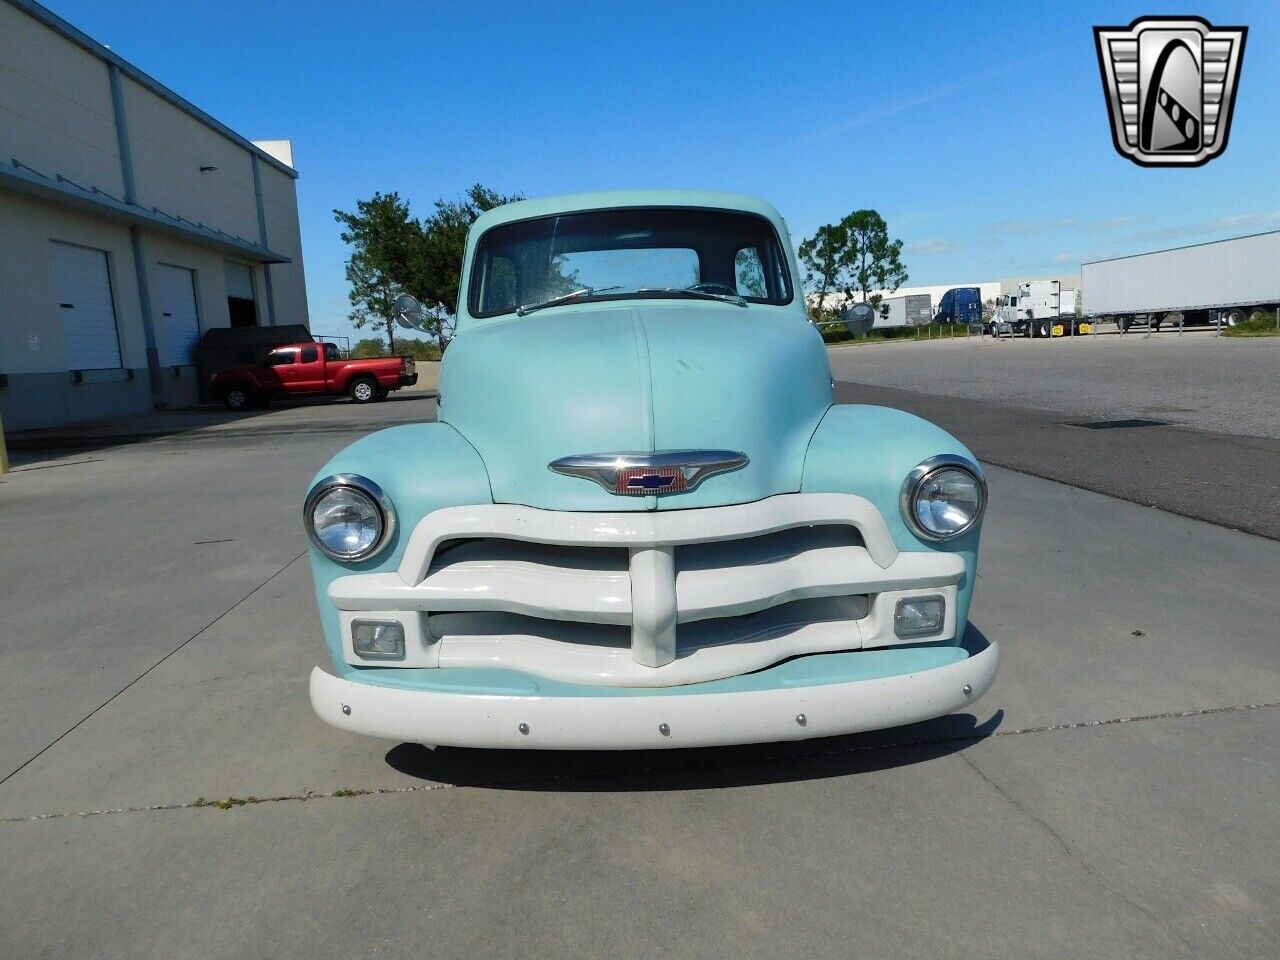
341,704 -> 351,716
658,722 -> 671,737
796,714 -> 807,726
962,684 -> 973,696
518,722 -> 530,735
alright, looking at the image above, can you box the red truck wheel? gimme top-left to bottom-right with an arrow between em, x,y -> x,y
349,377 -> 377,404
224,385 -> 251,410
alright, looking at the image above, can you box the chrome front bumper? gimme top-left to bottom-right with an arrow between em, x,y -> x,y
309,640 -> 998,750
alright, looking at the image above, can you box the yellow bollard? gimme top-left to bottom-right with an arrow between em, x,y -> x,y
0,408 -> 9,474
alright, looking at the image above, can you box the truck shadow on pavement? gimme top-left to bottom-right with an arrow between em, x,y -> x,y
387,627 -> 1003,791
385,710 -> 1003,791
385,709 -> 1003,792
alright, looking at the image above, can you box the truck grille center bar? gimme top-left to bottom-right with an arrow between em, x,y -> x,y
328,494 -> 966,687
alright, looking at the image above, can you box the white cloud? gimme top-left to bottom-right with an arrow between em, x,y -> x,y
988,219 -> 1075,235
1084,216 -> 1138,232
1125,211 -> 1280,243
808,65 -> 1018,142
903,238 -> 963,255
984,216 -> 1137,237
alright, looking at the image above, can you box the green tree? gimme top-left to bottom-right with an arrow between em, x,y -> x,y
797,221 -> 852,319
333,192 -> 422,352
335,185 -> 522,351
798,210 -> 908,319
844,210 -> 908,305
410,184 -> 523,346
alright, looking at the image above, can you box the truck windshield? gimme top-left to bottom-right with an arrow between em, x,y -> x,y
469,207 -> 792,318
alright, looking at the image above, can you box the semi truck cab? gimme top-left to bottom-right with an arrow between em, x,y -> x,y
934,287 -> 981,326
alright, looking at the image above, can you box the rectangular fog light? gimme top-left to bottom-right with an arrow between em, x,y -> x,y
351,619 -> 405,661
894,595 -> 945,639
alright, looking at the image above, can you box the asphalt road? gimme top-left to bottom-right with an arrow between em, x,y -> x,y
1,389 -> 1278,959
827,332 -> 1280,440
832,334 -> 1280,540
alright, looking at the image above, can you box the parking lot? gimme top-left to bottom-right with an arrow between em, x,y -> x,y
2,345 -> 1278,959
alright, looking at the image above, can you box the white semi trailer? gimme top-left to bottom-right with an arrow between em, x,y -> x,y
1082,231 -> 1280,332
876,293 -> 932,329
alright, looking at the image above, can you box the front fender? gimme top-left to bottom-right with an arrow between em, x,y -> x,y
306,422 -> 493,669
801,404 -> 984,633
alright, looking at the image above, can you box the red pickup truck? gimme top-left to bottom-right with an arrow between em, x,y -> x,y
209,342 -> 417,410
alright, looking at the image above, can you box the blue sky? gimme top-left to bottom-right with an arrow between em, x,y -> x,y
48,0 -> 1280,342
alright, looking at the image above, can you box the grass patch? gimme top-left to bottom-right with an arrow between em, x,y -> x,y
821,323 -> 975,346
1223,312 -> 1280,337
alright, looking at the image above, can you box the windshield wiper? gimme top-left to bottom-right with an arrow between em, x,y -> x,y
633,286 -> 749,308
515,286 -> 622,316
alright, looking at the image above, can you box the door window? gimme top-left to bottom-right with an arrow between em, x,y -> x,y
263,350 -> 296,367
300,346 -> 318,363
734,248 -> 768,298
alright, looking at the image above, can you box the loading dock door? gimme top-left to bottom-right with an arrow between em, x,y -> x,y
52,242 -> 122,370
224,261 -> 257,327
157,265 -> 201,366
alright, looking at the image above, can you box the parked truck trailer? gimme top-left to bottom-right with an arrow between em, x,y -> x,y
876,293 -> 932,329
1082,231 -> 1280,332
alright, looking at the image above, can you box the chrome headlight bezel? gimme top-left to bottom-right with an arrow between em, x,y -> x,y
304,473 -> 396,562
900,455 -> 987,542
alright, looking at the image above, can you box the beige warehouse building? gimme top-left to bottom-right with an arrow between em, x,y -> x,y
0,0 -> 308,430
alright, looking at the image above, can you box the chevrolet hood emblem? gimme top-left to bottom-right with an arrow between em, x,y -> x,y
549,450 -> 749,496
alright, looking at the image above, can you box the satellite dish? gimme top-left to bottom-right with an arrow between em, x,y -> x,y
839,301 -> 876,336
393,294 -> 425,331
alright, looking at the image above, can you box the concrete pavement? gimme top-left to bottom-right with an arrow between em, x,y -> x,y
1,397 -> 1277,959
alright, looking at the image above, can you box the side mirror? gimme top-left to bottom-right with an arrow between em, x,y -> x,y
393,294 -> 423,330
839,302 -> 876,336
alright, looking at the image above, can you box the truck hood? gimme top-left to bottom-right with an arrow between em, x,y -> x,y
438,302 -> 833,511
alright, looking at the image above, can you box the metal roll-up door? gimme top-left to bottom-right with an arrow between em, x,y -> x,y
157,265 -> 201,366
52,242 -> 122,370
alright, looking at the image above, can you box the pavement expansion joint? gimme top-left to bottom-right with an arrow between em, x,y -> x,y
959,751 -> 1197,954
0,551 -> 309,791
2,700 -> 1275,826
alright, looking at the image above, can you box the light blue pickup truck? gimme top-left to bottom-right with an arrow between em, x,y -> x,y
304,190 -> 997,749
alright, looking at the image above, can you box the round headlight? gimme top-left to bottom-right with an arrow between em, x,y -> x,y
901,456 -> 986,541
304,475 -> 395,561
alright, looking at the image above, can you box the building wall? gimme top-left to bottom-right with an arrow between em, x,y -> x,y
123,75 -> 262,244
0,1 -> 124,198
0,0 -> 309,431
0,193 -> 153,427
257,161 -> 309,326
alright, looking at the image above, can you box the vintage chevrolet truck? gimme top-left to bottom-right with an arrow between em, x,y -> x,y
304,190 -> 997,750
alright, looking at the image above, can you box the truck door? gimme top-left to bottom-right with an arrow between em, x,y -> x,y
295,344 -> 325,392
261,348 -> 299,396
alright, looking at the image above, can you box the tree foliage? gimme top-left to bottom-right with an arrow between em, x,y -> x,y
351,337 -> 442,362
798,210 -> 908,319
333,184 -> 522,351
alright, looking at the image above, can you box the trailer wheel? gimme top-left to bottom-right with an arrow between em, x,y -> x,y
1223,309 -> 1245,328
1117,317 -> 1130,334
